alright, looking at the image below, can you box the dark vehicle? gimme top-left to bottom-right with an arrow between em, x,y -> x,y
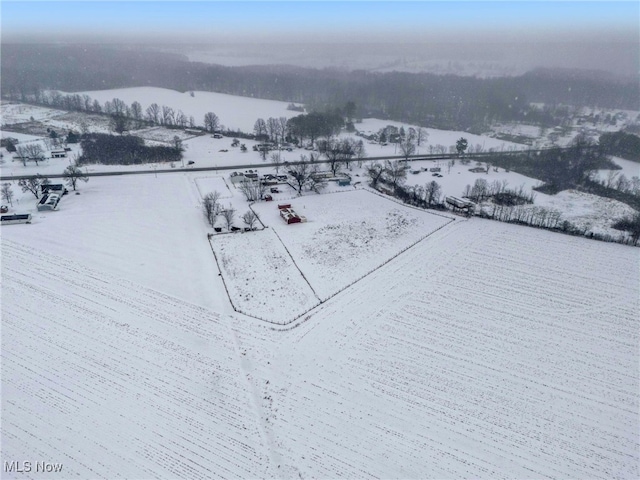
188,161 -> 195,165
270,187 -> 280,194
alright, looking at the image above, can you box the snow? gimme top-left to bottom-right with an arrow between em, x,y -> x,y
73,87 -> 301,133
532,189 -> 638,236
210,228 -> 320,323
594,156 -> 640,183
3,208 -> 638,478
252,190 -> 453,300
1,92 -> 639,477
2,241 -> 270,479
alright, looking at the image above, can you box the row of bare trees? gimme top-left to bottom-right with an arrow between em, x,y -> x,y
253,117 -> 288,144
202,191 -> 259,231
1,164 -> 89,207
463,179 -> 536,205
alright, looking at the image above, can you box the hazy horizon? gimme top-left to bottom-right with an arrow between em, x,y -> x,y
2,1 -> 638,77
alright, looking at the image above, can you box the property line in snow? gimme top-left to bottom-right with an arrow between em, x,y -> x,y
208,187 -> 458,328
270,227 -> 322,303
206,235 -> 241,314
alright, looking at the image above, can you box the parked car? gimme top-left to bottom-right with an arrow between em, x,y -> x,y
0,205 -> 8,213
270,187 -> 280,193
212,133 -> 223,139
188,161 -> 195,165
263,194 -> 273,201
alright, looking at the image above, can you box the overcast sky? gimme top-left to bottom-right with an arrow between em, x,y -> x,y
2,1 -> 638,76
2,1 -> 637,42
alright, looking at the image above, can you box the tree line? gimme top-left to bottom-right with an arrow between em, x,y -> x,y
79,134 -> 182,165
3,44 -> 637,133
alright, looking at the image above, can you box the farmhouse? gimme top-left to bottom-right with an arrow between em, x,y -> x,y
37,194 -> 60,211
51,150 -> 67,158
1,213 -> 31,225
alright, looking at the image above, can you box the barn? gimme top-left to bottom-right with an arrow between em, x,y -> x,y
278,205 -> 307,224
41,184 -> 68,196
37,194 -> 61,211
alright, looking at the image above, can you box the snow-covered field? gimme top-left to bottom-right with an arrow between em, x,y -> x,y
2,89 -> 639,478
3,213 -> 638,478
2,240 -> 270,479
73,87 -> 300,134
252,190 -> 453,300
210,228 -> 320,323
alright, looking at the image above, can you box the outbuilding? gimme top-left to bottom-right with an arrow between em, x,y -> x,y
37,194 -> 61,211
1,213 -> 32,225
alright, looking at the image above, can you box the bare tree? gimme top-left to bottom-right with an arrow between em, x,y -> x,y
202,191 -> 221,226
204,112 -> 221,133
161,106 -> 175,126
237,179 -> 267,202
111,98 -> 128,117
146,103 -> 160,124
18,175 -> 48,198
606,170 -> 619,189
1,182 -> 14,206
175,110 -> 188,128
385,160 -> 407,188
289,157 -> 312,194
398,136 -> 416,162
278,117 -> 288,143
424,181 -> 442,206
130,101 -> 143,127
241,210 -> 259,230
317,137 -> 349,175
92,99 -> 102,113
270,151 -> 283,175
109,114 -> 130,135
253,118 -> 268,140
221,204 -> 236,231
354,139 -> 367,167
63,164 -> 89,191
415,127 -> 428,147
366,162 -> 385,187
267,117 -> 280,143
16,144 -> 45,166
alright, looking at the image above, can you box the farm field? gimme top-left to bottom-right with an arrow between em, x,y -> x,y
209,228 -> 320,323
0,173 -> 228,313
2,200 -> 639,478
232,219 -> 640,478
252,190 -> 454,300
1,240 -> 271,479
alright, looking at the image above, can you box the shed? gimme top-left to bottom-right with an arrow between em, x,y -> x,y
51,150 -> 67,158
1,213 -> 31,225
337,178 -> 351,186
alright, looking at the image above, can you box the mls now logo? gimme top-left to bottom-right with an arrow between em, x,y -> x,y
4,461 -> 63,473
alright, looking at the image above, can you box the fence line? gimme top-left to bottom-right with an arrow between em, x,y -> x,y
206,184 -> 460,328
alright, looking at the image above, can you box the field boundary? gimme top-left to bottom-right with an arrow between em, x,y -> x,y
208,189 -> 456,327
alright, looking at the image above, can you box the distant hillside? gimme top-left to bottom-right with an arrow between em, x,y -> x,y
2,44 -> 637,131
